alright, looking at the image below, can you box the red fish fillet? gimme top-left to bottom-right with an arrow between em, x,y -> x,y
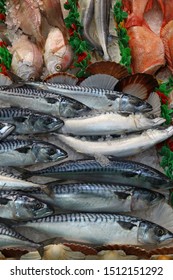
128,26 -> 165,74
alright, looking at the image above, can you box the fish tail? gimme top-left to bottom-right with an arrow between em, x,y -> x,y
13,167 -> 32,180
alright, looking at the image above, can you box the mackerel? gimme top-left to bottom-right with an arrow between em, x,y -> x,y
0,107 -> 64,134
0,139 -> 67,166
15,213 -> 173,246
0,122 -> 15,140
21,159 -> 172,190
0,86 -> 88,118
27,182 -> 165,212
24,81 -> 152,113
60,112 -> 165,136
57,126 -> 173,157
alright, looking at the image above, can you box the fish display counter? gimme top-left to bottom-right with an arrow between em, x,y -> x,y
0,0 -> 173,260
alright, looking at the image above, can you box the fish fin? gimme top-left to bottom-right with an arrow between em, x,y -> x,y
13,167 -> 32,180
161,21 -> 173,72
0,197 -> 10,205
80,74 -> 118,90
13,116 -> 28,123
44,72 -> 78,86
147,92 -> 161,117
86,61 -> 129,79
115,73 -> 158,100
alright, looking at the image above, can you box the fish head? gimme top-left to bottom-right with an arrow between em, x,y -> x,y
131,189 -> 165,210
59,97 -> 90,118
45,45 -> 73,74
122,95 -> 152,113
32,142 -> 68,163
138,221 -> 173,246
31,114 -> 64,132
16,195 -> 54,219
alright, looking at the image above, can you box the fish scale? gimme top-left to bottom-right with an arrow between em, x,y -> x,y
0,107 -> 32,118
0,139 -> 32,152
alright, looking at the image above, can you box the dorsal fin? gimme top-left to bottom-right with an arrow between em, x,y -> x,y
147,92 -> 161,117
80,74 -> 119,90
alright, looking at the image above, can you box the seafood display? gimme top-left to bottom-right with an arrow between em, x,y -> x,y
0,0 -> 173,260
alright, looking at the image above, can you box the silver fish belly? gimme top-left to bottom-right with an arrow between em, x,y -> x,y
0,190 -> 53,220
0,139 -> 67,166
16,213 -> 173,246
28,182 -> 165,212
0,86 -> 88,118
0,122 -> 15,140
0,107 -> 64,134
23,159 -> 172,190
60,112 -> 165,136
25,81 -> 152,113
57,126 -> 173,157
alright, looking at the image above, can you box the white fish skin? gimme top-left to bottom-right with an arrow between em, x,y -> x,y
60,112 -> 165,136
15,213 -> 173,246
57,126 -> 173,157
0,123 -> 15,140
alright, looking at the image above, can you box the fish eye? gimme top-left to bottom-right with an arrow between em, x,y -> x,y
48,147 -> 56,155
56,64 -> 61,72
29,77 -> 34,81
154,226 -> 165,237
34,202 -> 43,210
44,117 -> 53,125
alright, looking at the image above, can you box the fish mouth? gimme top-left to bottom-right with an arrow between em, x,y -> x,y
51,148 -> 68,161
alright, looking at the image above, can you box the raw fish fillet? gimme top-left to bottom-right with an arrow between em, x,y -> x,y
161,20 -> 173,73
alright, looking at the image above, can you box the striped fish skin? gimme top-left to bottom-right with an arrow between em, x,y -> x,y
0,122 -> 15,140
27,182 -> 165,213
0,139 -> 67,166
25,81 -> 152,113
0,86 -> 88,118
0,169 -> 43,191
0,107 -> 64,134
0,190 -> 53,220
15,213 -> 173,246
0,222 -> 40,250
23,159 -> 172,190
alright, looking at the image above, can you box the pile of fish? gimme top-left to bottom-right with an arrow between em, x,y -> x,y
0,0 -> 173,260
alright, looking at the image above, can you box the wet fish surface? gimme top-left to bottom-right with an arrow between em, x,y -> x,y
60,112 -> 165,136
0,86 -> 88,118
0,222 -> 40,250
0,139 -> 67,166
0,190 -> 53,220
0,122 -> 15,140
0,107 -> 63,135
57,126 -> 173,158
27,182 -> 166,213
15,213 -> 173,246
24,81 -> 152,114
21,158 -> 172,190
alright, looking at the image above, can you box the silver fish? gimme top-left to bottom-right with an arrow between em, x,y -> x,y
24,81 -> 152,114
0,169 -> 43,191
80,0 -> 102,51
0,86 -> 88,118
21,159 -> 172,190
27,182 -> 165,213
57,126 -> 173,157
0,190 -> 53,220
0,107 -> 64,134
0,139 -> 67,166
15,213 -> 173,246
0,122 -> 15,140
0,222 -> 40,250
94,0 -> 111,60
60,112 -> 165,136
